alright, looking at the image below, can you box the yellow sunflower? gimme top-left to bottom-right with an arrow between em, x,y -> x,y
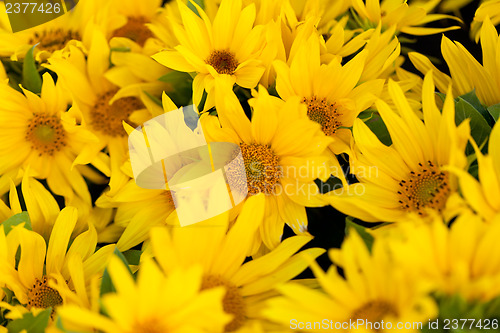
46,28 -> 163,197
349,0 -> 460,36
148,193 -> 325,332
383,212 -> 500,303
273,29 -> 384,158
0,206 -> 115,326
450,121 -> 500,222
471,0 -> 500,42
0,0 -> 101,61
410,16 -> 500,107
152,0 -> 267,111
94,92 -> 185,251
262,230 -> 437,332
328,72 -> 470,222
201,79 -> 332,250
0,72 -> 98,208
57,259 -> 231,333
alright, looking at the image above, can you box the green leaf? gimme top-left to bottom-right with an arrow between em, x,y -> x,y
1,212 -> 32,235
360,110 -> 392,146
22,45 -> 42,95
6,307 -> 51,333
100,247 -> 134,296
458,90 -> 494,126
144,91 -> 162,107
454,96 -> 491,151
159,71 -> 194,107
122,249 -> 142,266
187,0 -> 205,16
344,217 -> 374,251
487,103 -> 500,122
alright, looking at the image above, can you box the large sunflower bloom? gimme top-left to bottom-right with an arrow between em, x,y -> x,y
148,194 -> 324,332
410,16 -> 500,107
152,0 -> 267,111
273,30 -> 384,157
329,72 -> 470,222
0,207 -> 115,326
57,259 -> 231,333
0,73 -> 98,207
202,80 -> 332,250
263,230 -> 437,332
47,29 -> 163,196
384,212 -> 500,303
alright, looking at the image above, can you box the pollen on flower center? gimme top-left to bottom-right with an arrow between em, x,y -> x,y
131,317 -> 165,333
90,90 -> 143,137
201,275 -> 246,332
302,96 -> 342,136
206,50 -> 239,75
25,113 -> 66,156
397,161 -> 451,215
112,16 -> 154,46
239,143 -> 282,195
28,29 -> 81,53
27,276 -> 63,310
351,300 -> 398,329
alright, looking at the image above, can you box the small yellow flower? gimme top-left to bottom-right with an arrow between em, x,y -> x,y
263,230 -> 437,332
329,72 -> 470,222
152,0 -> 267,111
57,259 -> 231,333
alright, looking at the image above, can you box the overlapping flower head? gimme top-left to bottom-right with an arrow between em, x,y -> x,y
0,0 -> 498,331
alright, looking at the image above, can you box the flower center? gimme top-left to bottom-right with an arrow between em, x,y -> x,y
28,29 -> 81,53
206,50 -> 239,75
201,275 -> 246,332
302,96 -> 342,136
90,90 -> 143,137
397,161 -> 450,215
239,143 -> 282,195
130,318 -> 165,333
27,276 -> 63,310
351,300 -> 398,329
25,113 -> 66,156
112,16 -> 154,46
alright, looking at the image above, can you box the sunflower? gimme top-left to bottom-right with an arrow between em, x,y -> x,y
328,72 -> 470,223
0,72 -> 98,208
46,28 -> 163,197
152,0 -> 267,111
57,259 -> 231,333
383,212 -> 500,303
95,0 -> 177,55
410,16 -> 500,107
273,28 -> 385,158
471,0 -> 500,42
262,229 -> 437,332
148,193 -> 325,332
0,0 -> 100,61
450,121 -> 500,222
201,79 -> 332,250
94,92 -> 188,251
0,206 -> 115,327
349,0 -> 460,36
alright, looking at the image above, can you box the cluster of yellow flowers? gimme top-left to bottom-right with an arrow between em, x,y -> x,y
0,0 -> 499,332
